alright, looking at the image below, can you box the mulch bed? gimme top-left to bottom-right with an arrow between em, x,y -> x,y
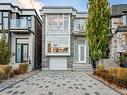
88,73 -> 127,95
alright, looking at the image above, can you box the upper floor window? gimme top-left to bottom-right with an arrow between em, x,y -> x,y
47,15 -> 69,33
0,12 -> 9,29
3,12 -> 8,29
74,19 -> 86,31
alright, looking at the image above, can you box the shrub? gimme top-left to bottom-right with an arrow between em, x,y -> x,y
0,68 -> 5,80
0,65 -> 12,79
117,68 -> 127,78
93,68 -> 127,89
97,63 -> 105,70
105,74 -> 115,83
10,70 -> 15,78
13,69 -> 21,75
0,31 -> 10,65
93,70 -> 109,80
113,78 -> 127,89
18,63 -> 28,74
109,67 -> 117,77
109,67 -> 127,78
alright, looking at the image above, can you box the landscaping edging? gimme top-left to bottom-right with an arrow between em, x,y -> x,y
0,70 -> 40,92
87,73 -> 126,95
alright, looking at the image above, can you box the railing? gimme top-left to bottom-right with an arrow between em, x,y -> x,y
10,19 -> 30,29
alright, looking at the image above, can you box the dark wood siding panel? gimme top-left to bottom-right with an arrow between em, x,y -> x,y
34,17 -> 42,69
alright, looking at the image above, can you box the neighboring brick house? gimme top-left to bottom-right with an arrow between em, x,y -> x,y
0,3 -> 42,70
110,4 -> 127,63
40,7 -> 91,70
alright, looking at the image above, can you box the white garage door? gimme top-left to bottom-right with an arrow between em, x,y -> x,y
49,57 -> 67,70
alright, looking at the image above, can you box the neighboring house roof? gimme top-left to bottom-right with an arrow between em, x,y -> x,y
116,26 -> 127,33
111,4 -> 127,17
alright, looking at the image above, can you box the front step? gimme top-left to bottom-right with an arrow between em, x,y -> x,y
72,64 -> 93,71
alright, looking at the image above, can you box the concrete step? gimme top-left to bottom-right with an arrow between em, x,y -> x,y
73,64 -> 93,71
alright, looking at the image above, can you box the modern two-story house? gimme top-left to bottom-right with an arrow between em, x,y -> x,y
0,3 -> 42,70
40,7 -> 91,70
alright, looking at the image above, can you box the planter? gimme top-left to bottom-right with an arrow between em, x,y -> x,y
120,63 -> 127,68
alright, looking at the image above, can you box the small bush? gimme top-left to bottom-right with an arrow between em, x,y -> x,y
18,63 -> 28,74
0,68 -> 5,80
105,74 -> 115,83
113,78 -> 127,89
117,68 -> 127,78
10,70 -> 15,78
97,63 -> 105,70
109,67 -> 118,77
96,70 -> 109,80
0,65 -> 12,79
109,67 -> 127,78
13,69 -> 21,75
93,68 -> 127,89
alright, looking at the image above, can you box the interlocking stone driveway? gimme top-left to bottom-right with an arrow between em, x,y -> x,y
0,71 -> 121,95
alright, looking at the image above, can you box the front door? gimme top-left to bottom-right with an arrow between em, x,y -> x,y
16,44 -> 28,63
21,44 -> 28,62
78,45 -> 86,63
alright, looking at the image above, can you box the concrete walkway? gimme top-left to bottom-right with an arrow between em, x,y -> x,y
0,71 -> 121,95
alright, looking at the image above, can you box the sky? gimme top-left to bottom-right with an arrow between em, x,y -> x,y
0,0 -> 127,13
42,0 -> 127,11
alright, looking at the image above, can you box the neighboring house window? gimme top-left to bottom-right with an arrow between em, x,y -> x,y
47,15 -> 69,32
74,19 -> 86,31
3,12 -> 8,29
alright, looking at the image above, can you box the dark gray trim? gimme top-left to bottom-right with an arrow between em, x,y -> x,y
42,6 -> 74,9
115,26 -> 127,33
40,6 -> 87,17
21,9 -> 42,24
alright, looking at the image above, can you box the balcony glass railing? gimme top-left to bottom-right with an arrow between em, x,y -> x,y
10,19 -> 30,29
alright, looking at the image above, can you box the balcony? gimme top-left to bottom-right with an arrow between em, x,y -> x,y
73,29 -> 86,36
10,19 -> 32,33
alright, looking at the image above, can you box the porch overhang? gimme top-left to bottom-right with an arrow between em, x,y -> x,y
9,28 -> 34,34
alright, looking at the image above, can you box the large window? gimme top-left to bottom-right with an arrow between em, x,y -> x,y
74,19 -> 86,31
46,35 -> 70,55
47,15 -> 69,33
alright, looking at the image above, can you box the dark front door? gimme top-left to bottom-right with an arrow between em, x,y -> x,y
16,44 -> 28,63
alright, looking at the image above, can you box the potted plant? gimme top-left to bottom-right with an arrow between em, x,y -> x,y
119,54 -> 127,68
